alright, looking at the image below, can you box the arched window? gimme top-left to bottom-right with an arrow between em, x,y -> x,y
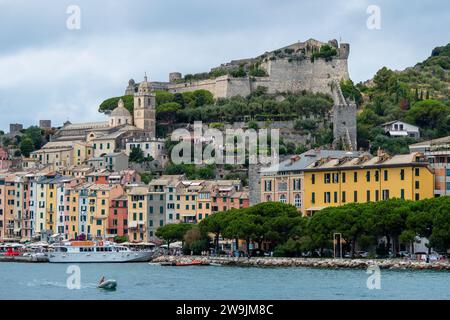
279,194 -> 286,204
294,194 -> 301,208
118,119 -> 121,125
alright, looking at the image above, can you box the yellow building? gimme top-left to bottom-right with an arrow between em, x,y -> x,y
260,150 -> 366,213
67,185 -> 80,240
302,152 -> 435,216
176,181 -> 204,223
45,180 -> 58,233
196,182 -> 214,222
73,142 -> 94,166
87,184 -> 123,239
127,186 -> 149,242
30,141 -> 93,169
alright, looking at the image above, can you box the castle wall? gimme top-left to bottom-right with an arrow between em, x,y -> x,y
262,58 -> 349,95
167,78 -> 221,97
164,57 -> 349,99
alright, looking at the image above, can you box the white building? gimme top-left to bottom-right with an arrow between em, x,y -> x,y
381,120 -> 420,138
124,137 -> 167,163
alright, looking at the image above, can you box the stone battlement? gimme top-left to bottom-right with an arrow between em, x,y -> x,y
125,38 -> 350,99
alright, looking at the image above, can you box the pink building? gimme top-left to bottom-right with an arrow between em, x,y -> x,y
0,148 -> 11,170
108,196 -> 128,239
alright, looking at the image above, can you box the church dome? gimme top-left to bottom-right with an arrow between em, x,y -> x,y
111,99 -> 131,117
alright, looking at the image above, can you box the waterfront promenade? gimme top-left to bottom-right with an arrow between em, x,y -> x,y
153,255 -> 450,271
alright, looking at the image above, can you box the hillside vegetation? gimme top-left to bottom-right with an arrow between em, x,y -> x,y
355,43 -> 450,154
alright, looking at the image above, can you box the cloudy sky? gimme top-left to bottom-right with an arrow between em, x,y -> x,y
0,0 -> 448,132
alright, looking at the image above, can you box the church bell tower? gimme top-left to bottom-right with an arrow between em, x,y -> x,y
133,74 -> 156,138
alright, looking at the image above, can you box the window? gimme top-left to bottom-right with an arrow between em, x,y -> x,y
311,174 -> 315,185
332,173 -> 339,183
415,193 -> 420,201
400,169 -> 405,181
294,194 -> 301,208
324,173 -> 331,184
415,168 -> 420,177
139,212 -> 143,220
311,192 -> 315,204
279,195 -> 287,204
384,170 -> 388,181
334,192 -> 338,203
375,170 -> 379,182
415,181 -> 420,189
446,169 -> 450,177
198,214 -> 203,220
293,179 -> 301,190
354,172 -> 358,182
366,171 -> 371,182
264,180 -> 272,192
400,189 -> 405,199
382,190 -> 390,200
324,192 -> 331,203
278,182 -> 287,191
366,190 -> 370,202
96,219 -> 102,226
342,191 -> 346,203
354,191 -> 358,202
342,172 -> 346,183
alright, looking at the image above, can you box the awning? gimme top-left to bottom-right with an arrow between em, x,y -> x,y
306,206 -> 327,211
128,221 -> 138,228
50,233 -> 62,238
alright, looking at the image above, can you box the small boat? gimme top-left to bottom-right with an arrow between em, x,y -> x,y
209,262 -> 222,267
98,279 -> 117,290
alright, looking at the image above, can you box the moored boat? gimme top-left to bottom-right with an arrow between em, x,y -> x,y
48,241 -> 154,263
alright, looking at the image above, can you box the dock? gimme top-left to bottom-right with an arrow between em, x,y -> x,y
0,255 -> 49,263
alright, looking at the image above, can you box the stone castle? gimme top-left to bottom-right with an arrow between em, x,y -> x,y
124,38 -> 356,151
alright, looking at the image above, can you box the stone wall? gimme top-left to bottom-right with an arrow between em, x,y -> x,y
164,56 -> 349,99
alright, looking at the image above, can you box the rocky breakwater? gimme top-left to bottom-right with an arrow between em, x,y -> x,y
152,255 -> 450,271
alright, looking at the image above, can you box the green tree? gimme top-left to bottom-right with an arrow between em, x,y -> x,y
155,223 -> 194,251
19,137 -> 34,157
129,147 -> 145,163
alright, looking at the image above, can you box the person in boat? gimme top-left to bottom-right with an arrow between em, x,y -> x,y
99,276 -> 105,285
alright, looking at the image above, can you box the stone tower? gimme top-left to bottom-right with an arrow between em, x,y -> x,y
134,75 -> 156,138
330,81 -> 357,151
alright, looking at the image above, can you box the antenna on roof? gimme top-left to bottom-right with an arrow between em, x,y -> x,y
144,72 -> 148,82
